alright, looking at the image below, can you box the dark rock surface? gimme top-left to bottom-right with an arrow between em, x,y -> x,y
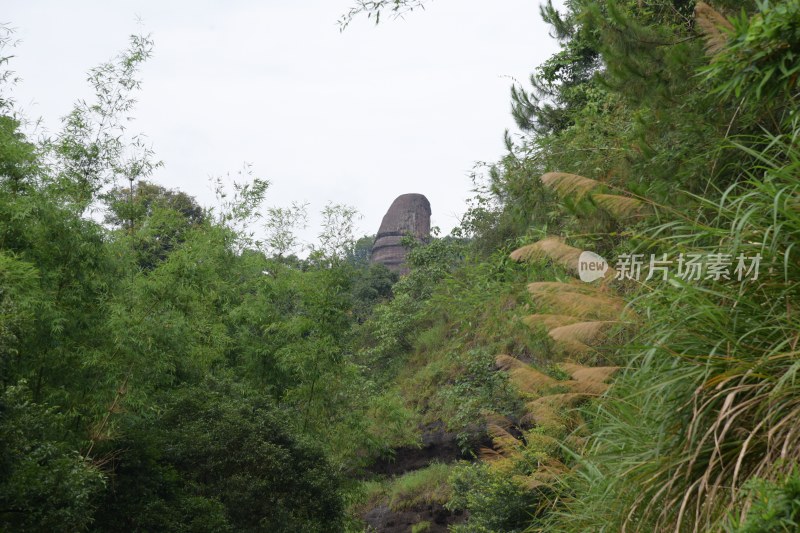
368,422 -> 488,477
363,504 -> 467,533
360,422 -> 489,531
371,194 -> 431,274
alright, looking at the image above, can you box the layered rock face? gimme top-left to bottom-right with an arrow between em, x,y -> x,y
371,194 -> 431,274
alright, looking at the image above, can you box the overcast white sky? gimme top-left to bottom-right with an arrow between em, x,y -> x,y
6,0 -> 561,246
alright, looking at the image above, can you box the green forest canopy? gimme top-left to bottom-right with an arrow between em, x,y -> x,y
1,1 -> 799,531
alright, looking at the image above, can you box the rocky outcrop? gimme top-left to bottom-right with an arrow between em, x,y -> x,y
371,194 -> 431,274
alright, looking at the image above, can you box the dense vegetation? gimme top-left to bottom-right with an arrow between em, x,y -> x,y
2,0 -> 799,531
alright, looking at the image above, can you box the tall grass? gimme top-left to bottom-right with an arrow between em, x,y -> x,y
553,125 -> 800,532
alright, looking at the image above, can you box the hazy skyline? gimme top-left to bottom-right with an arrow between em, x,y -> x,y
6,0 -> 561,246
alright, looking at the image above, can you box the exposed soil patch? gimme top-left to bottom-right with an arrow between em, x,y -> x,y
360,421 -> 489,531
363,504 -> 467,533
368,421 -> 488,476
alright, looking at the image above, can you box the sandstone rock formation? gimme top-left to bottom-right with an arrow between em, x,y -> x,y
371,193 -> 431,274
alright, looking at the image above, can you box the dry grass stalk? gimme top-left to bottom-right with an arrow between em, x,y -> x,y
521,392 -> 585,427
522,393 -> 595,428
495,354 -> 559,395
521,401 -> 561,427
517,474 -> 553,491
487,423 -> 523,458
509,243 -> 538,263
529,392 -> 591,410
526,431 -> 560,450
593,193 -> 647,219
695,2 -> 733,56
484,412 -> 514,430
510,238 -> 581,271
552,337 -> 594,356
527,281 -> 599,296
523,313 -> 582,330
479,446 -> 508,464
480,449 -> 517,474
515,459 -> 569,490
561,362 -> 620,383
549,320 -> 618,346
530,290 -> 627,320
565,433 -> 589,452
540,172 -> 600,200
494,354 -> 527,371
543,457 -> 568,474
567,379 -> 609,395
511,367 -> 560,395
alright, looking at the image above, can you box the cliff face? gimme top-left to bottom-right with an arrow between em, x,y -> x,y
371,194 -> 431,274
